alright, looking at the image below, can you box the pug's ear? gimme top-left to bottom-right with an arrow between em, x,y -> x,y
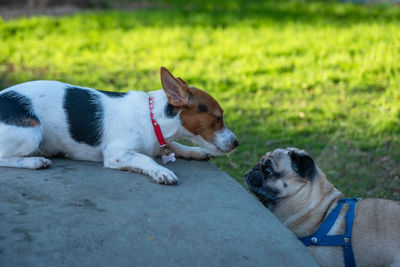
289,151 -> 315,179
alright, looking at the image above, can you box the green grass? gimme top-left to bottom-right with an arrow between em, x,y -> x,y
0,0 -> 399,199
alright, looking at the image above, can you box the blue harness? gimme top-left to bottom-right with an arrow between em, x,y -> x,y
299,198 -> 361,267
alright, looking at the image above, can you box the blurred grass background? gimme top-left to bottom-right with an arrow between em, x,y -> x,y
0,0 -> 399,199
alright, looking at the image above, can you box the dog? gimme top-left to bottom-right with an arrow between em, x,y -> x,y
245,147 -> 400,267
0,67 -> 239,185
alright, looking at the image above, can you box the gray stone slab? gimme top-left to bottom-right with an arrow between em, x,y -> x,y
0,159 -> 318,267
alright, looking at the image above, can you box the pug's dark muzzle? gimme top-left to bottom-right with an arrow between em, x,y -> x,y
244,165 -> 279,207
244,167 -> 263,188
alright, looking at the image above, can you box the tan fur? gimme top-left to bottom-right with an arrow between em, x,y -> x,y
250,148 -> 400,267
179,87 -> 224,142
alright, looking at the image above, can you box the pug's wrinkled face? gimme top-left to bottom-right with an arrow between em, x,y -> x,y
244,148 -> 316,208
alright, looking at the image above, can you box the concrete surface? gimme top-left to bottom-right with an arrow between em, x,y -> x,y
0,158 -> 319,267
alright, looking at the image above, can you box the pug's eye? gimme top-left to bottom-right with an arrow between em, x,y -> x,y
216,117 -> 222,123
265,167 -> 273,176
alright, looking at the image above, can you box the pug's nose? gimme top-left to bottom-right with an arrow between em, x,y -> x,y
233,139 -> 239,148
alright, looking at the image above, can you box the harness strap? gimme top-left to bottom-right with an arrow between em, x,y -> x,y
299,198 -> 360,267
343,198 -> 358,267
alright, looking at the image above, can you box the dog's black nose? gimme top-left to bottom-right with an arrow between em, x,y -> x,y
233,139 -> 239,148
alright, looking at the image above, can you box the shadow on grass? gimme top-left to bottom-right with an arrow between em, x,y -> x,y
76,2 -> 400,27
128,0 -> 400,25
1,0 -> 399,35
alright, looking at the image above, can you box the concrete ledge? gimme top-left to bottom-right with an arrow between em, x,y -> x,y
0,159 -> 318,267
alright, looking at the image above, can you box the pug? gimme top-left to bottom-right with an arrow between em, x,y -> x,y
244,147 -> 400,267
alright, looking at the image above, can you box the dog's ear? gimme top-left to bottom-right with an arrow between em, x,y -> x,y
160,67 -> 190,107
289,151 -> 315,179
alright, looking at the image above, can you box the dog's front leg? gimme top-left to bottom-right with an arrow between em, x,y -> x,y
104,148 -> 178,185
169,142 -> 211,160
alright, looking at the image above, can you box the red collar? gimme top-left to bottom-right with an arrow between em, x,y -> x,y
149,96 -> 176,164
149,96 -> 168,149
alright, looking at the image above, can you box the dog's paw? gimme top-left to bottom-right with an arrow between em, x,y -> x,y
198,152 -> 213,161
151,167 -> 178,185
187,147 -> 212,161
23,157 -> 52,169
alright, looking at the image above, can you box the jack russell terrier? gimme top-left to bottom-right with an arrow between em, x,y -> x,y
0,67 -> 239,184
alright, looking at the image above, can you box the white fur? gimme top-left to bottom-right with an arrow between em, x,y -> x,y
0,81 -> 235,184
186,126 -> 237,155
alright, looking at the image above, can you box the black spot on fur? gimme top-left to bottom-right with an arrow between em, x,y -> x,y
0,91 -> 40,127
165,103 -> 178,118
198,104 -> 208,113
63,87 -> 103,146
98,90 -> 126,98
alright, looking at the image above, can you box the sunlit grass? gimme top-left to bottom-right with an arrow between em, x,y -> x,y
0,0 -> 399,199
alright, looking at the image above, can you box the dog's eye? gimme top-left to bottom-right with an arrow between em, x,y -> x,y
216,117 -> 222,123
265,167 -> 273,176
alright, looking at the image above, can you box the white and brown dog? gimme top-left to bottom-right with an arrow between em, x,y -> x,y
245,148 -> 400,267
0,67 -> 238,184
